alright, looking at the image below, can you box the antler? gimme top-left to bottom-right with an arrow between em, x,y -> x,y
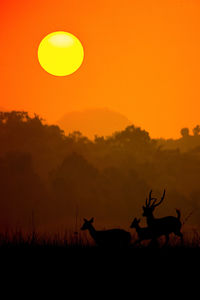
145,190 -> 157,207
145,189 -> 166,208
152,189 -> 166,208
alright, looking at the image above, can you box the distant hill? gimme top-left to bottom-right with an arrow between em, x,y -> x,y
56,108 -> 132,139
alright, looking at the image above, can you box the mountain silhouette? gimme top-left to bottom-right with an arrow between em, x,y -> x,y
56,108 -> 132,139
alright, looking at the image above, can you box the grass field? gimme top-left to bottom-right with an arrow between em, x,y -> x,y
0,227 -> 200,248
0,228 -> 198,247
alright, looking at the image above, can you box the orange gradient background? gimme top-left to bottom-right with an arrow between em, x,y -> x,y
1,0 -> 200,138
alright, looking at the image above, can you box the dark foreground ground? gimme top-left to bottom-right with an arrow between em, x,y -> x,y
0,243 -> 199,294
1,231 -> 200,264
1,243 -> 199,269
0,231 -> 199,290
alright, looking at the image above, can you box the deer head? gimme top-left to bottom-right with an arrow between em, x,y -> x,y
81,217 -> 94,230
130,218 -> 141,228
142,189 -> 166,217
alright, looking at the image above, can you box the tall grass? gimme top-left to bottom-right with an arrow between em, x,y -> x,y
0,228 -> 200,249
0,229 -> 92,249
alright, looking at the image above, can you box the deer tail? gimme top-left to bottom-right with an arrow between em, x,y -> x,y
176,209 -> 181,220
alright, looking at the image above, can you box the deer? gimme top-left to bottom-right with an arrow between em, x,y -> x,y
81,218 -> 131,247
130,218 -> 157,246
142,189 -> 183,246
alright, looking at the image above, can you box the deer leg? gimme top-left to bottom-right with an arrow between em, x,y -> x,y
132,239 -> 141,247
149,238 -> 158,248
164,234 -> 169,247
175,231 -> 184,245
180,232 -> 184,245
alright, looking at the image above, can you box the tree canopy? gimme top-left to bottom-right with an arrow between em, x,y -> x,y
0,111 -> 200,231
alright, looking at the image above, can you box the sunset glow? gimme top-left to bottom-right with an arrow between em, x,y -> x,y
1,0 -> 200,138
1,0 -> 200,250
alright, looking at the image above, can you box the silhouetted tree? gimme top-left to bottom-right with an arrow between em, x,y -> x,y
0,110 -> 200,230
180,127 -> 190,138
0,151 -> 48,229
49,152 -> 103,218
193,125 -> 200,136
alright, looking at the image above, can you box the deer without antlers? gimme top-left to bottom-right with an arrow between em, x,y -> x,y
130,218 -> 156,246
81,218 -> 131,247
142,190 -> 183,245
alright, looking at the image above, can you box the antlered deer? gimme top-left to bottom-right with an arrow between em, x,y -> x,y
142,190 -> 183,245
81,218 -> 131,247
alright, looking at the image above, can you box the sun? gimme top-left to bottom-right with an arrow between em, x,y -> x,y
38,31 -> 84,76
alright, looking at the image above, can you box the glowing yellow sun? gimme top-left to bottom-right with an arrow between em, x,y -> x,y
38,31 -> 84,76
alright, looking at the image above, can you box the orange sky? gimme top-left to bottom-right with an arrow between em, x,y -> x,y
1,0 -> 200,138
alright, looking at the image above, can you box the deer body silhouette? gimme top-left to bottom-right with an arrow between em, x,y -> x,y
130,218 -> 155,245
81,218 -> 131,247
143,190 -> 183,245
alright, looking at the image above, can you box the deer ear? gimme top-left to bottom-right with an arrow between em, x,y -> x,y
90,217 -> 94,223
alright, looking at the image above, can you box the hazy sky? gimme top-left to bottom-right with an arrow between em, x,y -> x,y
1,0 -> 200,138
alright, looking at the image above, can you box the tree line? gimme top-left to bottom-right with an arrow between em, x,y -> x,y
0,111 -> 200,232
